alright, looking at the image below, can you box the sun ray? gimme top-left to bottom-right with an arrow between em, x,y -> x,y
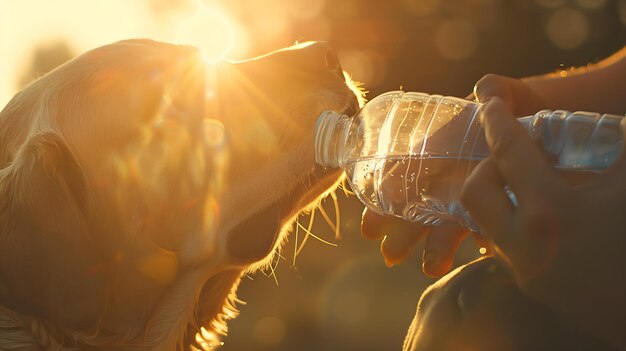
175,1 -> 235,64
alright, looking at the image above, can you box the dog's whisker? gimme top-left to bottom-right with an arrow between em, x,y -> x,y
339,178 -> 355,197
292,216 -> 300,267
276,250 -> 287,261
267,251 -> 280,286
295,218 -> 338,248
295,209 -> 315,258
317,203 -> 338,237
0,36 -> 368,351
330,191 -> 342,240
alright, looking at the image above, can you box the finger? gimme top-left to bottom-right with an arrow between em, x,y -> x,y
473,74 -> 533,115
360,208 -> 388,240
460,157 -> 515,238
361,208 -> 425,240
480,97 -> 560,206
422,224 -> 468,277
361,208 -> 428,267
380,223 -> 428,267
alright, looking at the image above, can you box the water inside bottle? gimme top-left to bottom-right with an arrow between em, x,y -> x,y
349,153 -> 602,226
348,154 -> 483,225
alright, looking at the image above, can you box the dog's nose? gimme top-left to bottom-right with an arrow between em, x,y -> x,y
301,42 -> 345,81
324,46 -> 344,80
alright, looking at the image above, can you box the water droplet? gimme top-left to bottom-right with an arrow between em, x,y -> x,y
365,172 -> 373,180
369,194 -> 379,205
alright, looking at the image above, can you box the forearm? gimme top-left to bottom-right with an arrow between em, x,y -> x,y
523,46 -> 626,114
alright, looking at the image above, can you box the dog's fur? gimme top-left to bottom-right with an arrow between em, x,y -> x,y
0,39 -> 361,350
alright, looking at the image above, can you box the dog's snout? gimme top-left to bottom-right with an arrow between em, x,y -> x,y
298,42 -> 345,80
325,47 -> 344,79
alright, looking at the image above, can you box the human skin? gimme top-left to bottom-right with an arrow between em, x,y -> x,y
361,47 -> 626,348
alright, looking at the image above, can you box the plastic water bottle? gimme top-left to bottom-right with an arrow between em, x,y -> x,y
314,91 -> 624,232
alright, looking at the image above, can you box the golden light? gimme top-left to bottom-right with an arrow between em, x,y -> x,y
545,7 -> 589,50
253,316 -> 286,347
175,3 -> 235,63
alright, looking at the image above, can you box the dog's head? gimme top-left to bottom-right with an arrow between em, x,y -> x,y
405,257 -> 618,351
0,39 -> 360,349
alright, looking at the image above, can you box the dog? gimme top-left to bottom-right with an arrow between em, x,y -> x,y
403,256 -> 620,351
0,39 -> 361,350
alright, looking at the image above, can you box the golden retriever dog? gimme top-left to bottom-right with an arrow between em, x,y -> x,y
403,256 -> 620,351
0,39 -> 361,350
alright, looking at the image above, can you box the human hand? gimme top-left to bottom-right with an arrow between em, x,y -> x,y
461,96 -> 626,349
361,209 -> 496,277
359,74 -> 544,278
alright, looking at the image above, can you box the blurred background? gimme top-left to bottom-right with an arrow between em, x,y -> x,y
1,0 -> 623,350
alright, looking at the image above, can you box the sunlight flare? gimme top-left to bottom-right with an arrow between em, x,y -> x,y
175,3 -> 235,63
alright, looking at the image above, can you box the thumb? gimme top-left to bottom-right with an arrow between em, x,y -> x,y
474,74 -> 531,115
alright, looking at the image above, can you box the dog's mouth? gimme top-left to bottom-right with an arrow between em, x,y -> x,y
225,99 -> 357,265
295,100 -> 358,206
276,95 -> 359,219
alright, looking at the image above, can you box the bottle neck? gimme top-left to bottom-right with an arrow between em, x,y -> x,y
314,111 -> 352,168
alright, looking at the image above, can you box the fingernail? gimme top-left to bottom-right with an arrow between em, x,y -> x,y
474,84 -> 490,104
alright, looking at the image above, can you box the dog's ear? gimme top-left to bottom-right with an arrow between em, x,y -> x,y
0,133 -> 105,331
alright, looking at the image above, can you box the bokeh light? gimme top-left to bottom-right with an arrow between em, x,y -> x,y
337,50 -> 387,87
285,0 -> 327,20
435,19 -> 480,61
0,1 -> 623,351
545,8 -> 590,49
252,316 -> 286,347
